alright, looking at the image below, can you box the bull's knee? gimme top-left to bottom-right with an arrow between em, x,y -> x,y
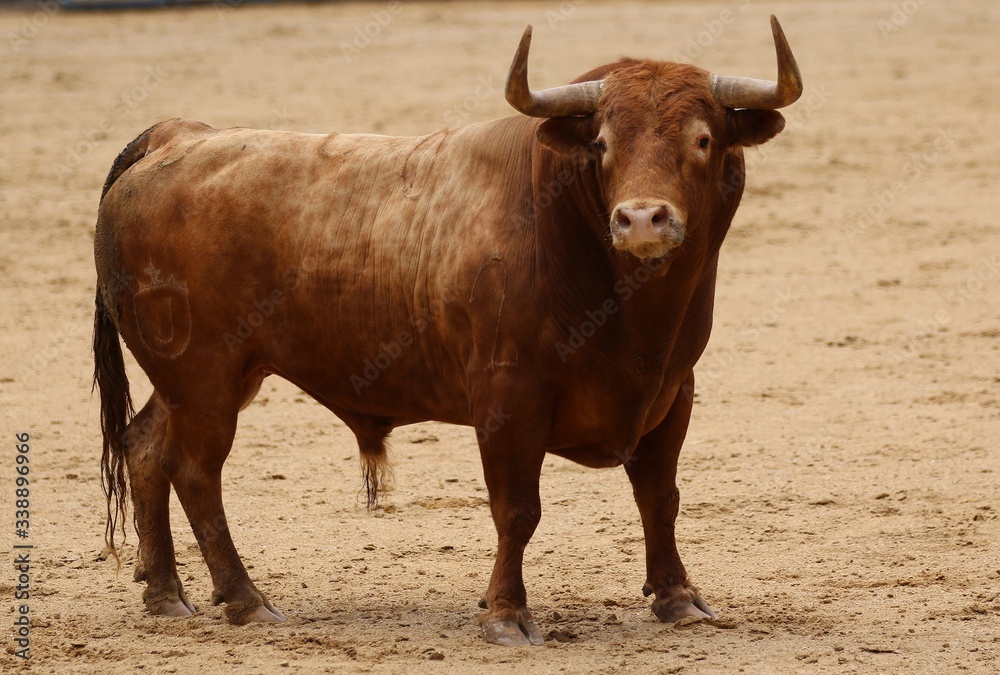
495,504 -> 541,542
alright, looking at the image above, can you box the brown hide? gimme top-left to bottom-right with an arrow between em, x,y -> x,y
93,46 -> 793,642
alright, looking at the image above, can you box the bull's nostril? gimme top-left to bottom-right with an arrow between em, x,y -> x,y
615,211 -> 631,229
651,212 -> 664,225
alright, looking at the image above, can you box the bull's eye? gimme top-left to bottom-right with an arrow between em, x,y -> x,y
595,138 -> 607,153
697,135 -> 710,149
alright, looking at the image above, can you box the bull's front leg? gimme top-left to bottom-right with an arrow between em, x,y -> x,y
475,401 -> 549,647
625,372 -> 717,623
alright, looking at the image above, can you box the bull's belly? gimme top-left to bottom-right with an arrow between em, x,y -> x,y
267,342 -> 475,427
547,444 -> 632,469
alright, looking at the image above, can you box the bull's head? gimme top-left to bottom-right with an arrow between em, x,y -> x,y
506,16 -> 802,262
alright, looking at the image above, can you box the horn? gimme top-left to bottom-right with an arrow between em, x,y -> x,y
710,15 -> 803,110
505,25 -> 604,118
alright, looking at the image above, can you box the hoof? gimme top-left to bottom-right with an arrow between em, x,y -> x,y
480,614 -> 544,647
150,597 -> 196,617
652,594 -> 717,623
227,601 -> 286,625
246,604 -> 286,624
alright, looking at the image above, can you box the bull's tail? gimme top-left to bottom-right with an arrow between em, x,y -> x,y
360,436 -> 393,510
93,287 -> 134,568
93,125 -> 157,566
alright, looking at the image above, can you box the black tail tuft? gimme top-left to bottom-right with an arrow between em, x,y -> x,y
360,437 -> 393,510
93,288 -> 134,568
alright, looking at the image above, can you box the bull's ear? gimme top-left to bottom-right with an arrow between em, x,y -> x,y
537,116 -> 598,155
727,109 -> 785,148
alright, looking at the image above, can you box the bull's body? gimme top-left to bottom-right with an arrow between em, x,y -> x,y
99,115 -> 711,461
94,19 -> 802,645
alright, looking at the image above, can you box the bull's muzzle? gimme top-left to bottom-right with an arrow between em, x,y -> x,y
609,200 -> 685,260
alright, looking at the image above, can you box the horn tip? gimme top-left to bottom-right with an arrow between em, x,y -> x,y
515,25 -> 533,58
770,15 -> 784,39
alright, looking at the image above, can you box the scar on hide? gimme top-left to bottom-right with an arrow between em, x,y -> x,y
318,132 -> 344,159
401,129 -> 448,200
470,253 -> 517,369
155,138 -> 207,169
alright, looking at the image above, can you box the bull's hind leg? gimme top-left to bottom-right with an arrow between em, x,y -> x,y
162,387 -> 285,624
625,373 -> 716,623
124,393 -> 194,616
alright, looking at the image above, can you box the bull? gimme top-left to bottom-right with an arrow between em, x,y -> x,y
93,17 -> 802,646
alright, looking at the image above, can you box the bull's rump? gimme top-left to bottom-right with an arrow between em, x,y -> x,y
96,119 -> 521,423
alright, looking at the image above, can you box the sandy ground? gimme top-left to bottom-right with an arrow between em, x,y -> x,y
1,0 -> 998,672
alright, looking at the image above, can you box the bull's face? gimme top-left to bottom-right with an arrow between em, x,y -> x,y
505,17 -> 802,263
596,85 -> 714,262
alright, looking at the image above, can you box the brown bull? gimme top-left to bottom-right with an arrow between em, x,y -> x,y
93,17 -> 802,646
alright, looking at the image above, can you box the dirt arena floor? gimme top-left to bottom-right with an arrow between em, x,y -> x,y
2,0 -> 998,672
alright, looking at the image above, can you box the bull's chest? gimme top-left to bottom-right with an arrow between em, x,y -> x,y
547,365 -> 687,467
